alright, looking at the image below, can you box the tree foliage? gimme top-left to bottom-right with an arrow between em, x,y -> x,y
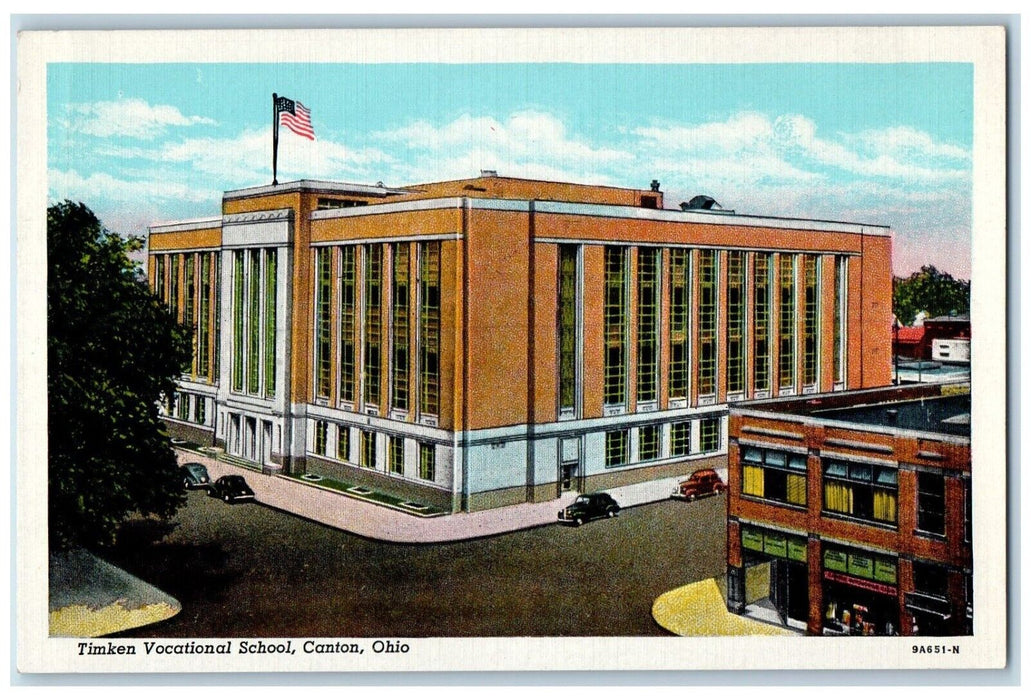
48,201 -> 192,551
893,265 -> 971,327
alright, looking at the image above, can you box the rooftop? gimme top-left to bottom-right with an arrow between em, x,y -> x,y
812,394 -> 971,438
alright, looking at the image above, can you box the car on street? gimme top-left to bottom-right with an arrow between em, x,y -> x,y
181,462 -> 212,490
672,468 -> 725,501
557,492 -> 620,526
209,475 -> 255,503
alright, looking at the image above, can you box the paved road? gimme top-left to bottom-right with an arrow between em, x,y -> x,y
105,490 -> 726,637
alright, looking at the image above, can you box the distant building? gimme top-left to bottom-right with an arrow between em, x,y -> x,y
148,173 -> 893,514
894,315 -> 970,364
725,382 -> 972,636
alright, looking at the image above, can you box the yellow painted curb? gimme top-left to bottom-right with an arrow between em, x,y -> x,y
652,579 -> 797,637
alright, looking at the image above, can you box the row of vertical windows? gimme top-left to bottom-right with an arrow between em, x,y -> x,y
604,417 -> 722,468
603,247 -> 628,405
636,248 -> 660,403
231,249 -> 277,398
364,245 -> 383,406
669,249 -> 690,399
309,419 -> 436,482
392,243 -> 410,412
778,255 -> 796,389
197,253 -> 211,378
419,242 -> 441,417
247,252 -> 261,394
697,250 -> 718,396
802,254 -> 820,387
753,254 -> 772,392
232,251 -> 246,392
340,247 -> 357,403
824,460 -> 898,524
726,251 -> 746,394
152,252 -> 217,382
558,245 -> 579,412
166,391 -> 208,426
315,248 -> 333,398
833,256 -> 847,385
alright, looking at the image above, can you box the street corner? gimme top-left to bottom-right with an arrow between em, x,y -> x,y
49,549 -> 181,638
652,578 -> 797,637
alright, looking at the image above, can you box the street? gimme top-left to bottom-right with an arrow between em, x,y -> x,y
105,489 -> 726,637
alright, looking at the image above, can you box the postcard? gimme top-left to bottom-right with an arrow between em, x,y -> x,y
16,25 -> 1007,674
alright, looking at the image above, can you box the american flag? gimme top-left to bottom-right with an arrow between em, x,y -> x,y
275,96 -> 315,140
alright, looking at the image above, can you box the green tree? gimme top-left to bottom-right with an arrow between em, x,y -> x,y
893,265 -> 971,327
48,201 -> 192,551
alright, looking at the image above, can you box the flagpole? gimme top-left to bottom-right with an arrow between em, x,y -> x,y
272,92 -> 279,186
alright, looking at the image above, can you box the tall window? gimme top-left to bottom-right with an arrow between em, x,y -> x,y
337,425 -> 350,462
231,250 -> 245,393
183,254 -> 196,374
314,420 -> 328,456
389,436 -> 404,475
263,249 -> 277,397
314,248 -> 332,398
639,425 -> 660,461
916,471 -> 946,536
833,256 -> 847,385
727,251 -> 746,394
154,255 -> 166,304
169,254 -> 180,318
558,244 -> 579,413
671,422 -> 690,457
419,241 -> 441,416
364,244 -> 383,406
419,443 -> 435,481
212,255 -> 221,379
603,247 -> 627,405
604,430 -> 629,467
197,253 -> 211,380
697,250 -> 717,396
802,255 -> 819,387
741,446 -> 807,506
669,249 -> 690,399
753,254 -> 772,393
778,255 -> 796,389
391,243 -> 410,412
339,246 -> 357,404
637,248 -> 659,403
823,460 -> 898,525
699,417 -> 721,452
247,250 -> 261,394
360,430 -> 376,468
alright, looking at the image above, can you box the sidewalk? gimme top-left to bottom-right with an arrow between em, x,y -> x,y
177,448 -> 696,544
652,578 -> 799,637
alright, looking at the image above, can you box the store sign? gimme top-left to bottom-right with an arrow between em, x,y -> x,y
824,549 -> 848,573
764,532 -> 787,558
848,554 -> 874,579
824,570 -> 897,597
787,538 -> 808,563
742,528 -> 764,552
874,559 -> 898,584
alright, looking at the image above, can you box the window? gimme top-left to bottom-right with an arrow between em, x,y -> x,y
263,249 -> 277,397
183,254 -> 196,372
636,248 -> 659,403
231,250 -> 245,393
964,479 -> 972,544
778,255 -> 796,389
741,446 -> 807,506
247,250 -> 261,394
913,561 -> 949,599
727,251 -> 746,394
823,459 -> 898,525
391,243 -> 410,412
916,471 -> 946,536
669,249 -> 690,399
169,254 -> 180,318
419,241 -> 440,416
603,247 -> 627,405
604,430 -> 629,467
833,256 -> 847,385
671,422 -> 690,457
389,436 -> 404,475
194,397 -> 206,425
697,250 -> 717,396
314,420 -> 328,456
176,393 -> 190,421
314,248 -> 332,398
360,430 -> 376,468
558,244 -> 579,413
337,425 -> 350,462
802,254 -> 819,387
212,255 -> 221,378
639,425 -> 660,461
419,443 -> 435,481
197,252 -> 211,380
154,255 -> 166,304
364,244 -> 383,406
699,417 -> 720,453
339,246 -> 357,404
753,253 -> 772,392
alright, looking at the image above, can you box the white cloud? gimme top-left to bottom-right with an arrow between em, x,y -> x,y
49,168 -> 219,206
65,98 -> 216,140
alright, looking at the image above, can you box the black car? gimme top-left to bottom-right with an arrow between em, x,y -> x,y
209,475 -> 255,503
181,462 -> 211,490
557,492 -> 620,526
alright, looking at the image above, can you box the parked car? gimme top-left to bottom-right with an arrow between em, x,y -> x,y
181,462 -> 211,490
672,468 -> 725,501
558,492 -> 620,526
209,475 -> 255,503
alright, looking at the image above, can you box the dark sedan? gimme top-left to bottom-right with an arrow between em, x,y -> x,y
209,475 -> 255,504
181,462 -> 212,490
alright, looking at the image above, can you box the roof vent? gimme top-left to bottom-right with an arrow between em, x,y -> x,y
681,195 -> 723,211
650,179 -> 661,192
480,169 -> 498,177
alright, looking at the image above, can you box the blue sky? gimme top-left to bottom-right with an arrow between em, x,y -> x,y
47,62 -> 973,277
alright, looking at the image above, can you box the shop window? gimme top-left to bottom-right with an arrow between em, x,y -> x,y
823,459 -> 897,525
638,425 -> 660,461
604,430 -> 628,468
916,471 -> 946,536
698,418 -> 720,453
419,443 -> 435,481
741,446 -> 807,506
670,422 -> 690,457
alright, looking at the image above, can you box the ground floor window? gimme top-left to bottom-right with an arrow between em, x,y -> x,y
176,393 -> 190,421
638,425 -> 660,461
419,443 -> 435,481
360,430 -> 376,468
671,422 -> 690,457
194,397 -> 206,425
605,430 -> 629,467
822,545 -> 899,636
389,436 -> 404,475
698,417 -> 720,453
314,420 -> 328,456
337,426 -> 350,462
